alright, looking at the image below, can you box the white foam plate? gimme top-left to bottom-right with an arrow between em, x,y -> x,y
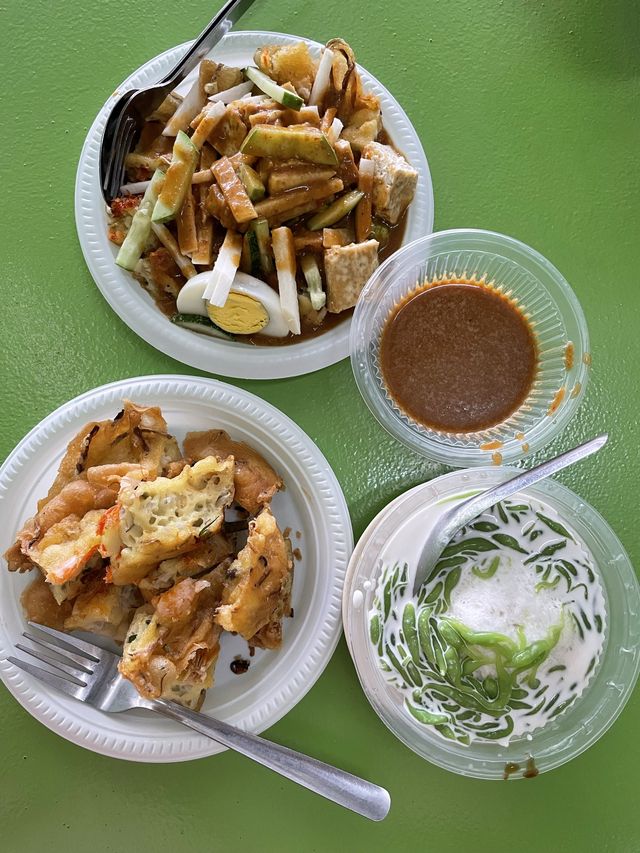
75,31 -> 434,379
0,375 -> 353,762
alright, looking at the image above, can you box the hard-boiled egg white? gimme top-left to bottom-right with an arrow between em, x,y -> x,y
176,271 -> 289,337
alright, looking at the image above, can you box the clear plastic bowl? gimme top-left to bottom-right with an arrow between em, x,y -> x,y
342,468 -> 640,780
350,229 -> 590,466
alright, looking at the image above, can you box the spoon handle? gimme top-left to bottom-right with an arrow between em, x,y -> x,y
444,434 -> 608,538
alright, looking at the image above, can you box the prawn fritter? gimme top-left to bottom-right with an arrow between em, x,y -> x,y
64,578 -> 142,641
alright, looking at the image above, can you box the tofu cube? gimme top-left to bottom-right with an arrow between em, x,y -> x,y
324,239 -> 380,313
361,141 -> 418,225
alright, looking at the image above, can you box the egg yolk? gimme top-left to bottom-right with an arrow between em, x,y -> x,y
207,292 -> 269,335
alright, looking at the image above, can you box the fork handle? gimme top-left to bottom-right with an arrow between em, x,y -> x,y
158,0 -> 257,87
151,699 -> 390,821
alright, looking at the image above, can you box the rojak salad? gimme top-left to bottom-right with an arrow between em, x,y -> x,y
369,498 -> 606,746
107,39 -> 418,345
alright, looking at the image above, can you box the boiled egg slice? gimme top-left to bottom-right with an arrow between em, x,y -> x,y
176,271 -> 289,337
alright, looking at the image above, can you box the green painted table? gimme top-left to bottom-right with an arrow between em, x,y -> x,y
2,1 -> 639,850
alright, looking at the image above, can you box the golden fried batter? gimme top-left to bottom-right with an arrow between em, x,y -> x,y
108,457 -> 235,585
138,534 -> 234,600
184,429 -> 282,515
119,576 -> 223,709
216,507 -> 292,640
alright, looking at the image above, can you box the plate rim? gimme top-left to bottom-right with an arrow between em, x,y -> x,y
74,30 -> 434,380
0,374 -> 353,762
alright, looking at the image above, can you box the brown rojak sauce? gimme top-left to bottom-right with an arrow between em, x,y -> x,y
380,280 -> 538,433
230,657 -> 251,675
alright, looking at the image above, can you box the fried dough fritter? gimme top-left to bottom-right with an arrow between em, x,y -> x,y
184,429 -> 282,515
216,506 -> 293,641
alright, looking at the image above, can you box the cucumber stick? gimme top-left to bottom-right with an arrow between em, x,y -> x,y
240,125 -> 338,167
116,169 -> 166,271
300,254 -> 326,311
245,67 -> 303,110
307,190 -> 364,230
238,163 -> 266,202
152,131 -> 199,223
171,313 -> 235,340
249,218 -> 273,275
243,230 -> 262,277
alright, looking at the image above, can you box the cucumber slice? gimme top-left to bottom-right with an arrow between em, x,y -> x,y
238,163 -> 266,202
248,218 -> 273,275
300,254 -> 326,311
116,169 -> 165,271
245,67 -> 304,110
152,131 -> 199,223
371,219 -> 391,249
307,190 -> 364,230
240,125 -> 338,166
171,313 -> 235,340
244,229 -> 263,277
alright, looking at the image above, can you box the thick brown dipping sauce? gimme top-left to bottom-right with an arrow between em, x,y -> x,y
380,282 -> 538,432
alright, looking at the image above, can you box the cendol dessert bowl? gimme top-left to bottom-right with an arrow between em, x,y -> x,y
342,468 -> 640,780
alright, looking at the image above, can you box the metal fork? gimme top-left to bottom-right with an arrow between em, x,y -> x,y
7,622 -> 390,821
100,0 -> 256,203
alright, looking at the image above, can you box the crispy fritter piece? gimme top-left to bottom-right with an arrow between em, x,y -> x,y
137,534 -> 234,601
201,60 -> 245,96
248,536 -> 293,649
20,573 -> 73,631
208,107 -> 248,156
184,429 -> 283,515
215,507 -> 293,640
80,400 -> 181,477
37,401 -> 180,512
5,480 -> 116,573
5,402 -> 179,574
108,196 -> 140,245
26,509 -> 105,589
248,539 -> 294,650
64,578 -> 142,642
108,457 -> 235,585
324,39 -> 381,125
119,576 -> 223,709
254,42 -> 317,101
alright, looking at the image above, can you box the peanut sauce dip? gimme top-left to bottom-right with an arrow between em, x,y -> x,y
380,281 -> 538,432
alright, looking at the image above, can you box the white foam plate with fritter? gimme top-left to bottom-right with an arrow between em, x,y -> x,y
0,375 -> 352,761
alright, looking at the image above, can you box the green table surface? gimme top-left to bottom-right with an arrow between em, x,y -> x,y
2,1 -> 639,850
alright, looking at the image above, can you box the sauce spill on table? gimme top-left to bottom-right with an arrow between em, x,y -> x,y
503,761 -> 520,780
564,341 -> 575,370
